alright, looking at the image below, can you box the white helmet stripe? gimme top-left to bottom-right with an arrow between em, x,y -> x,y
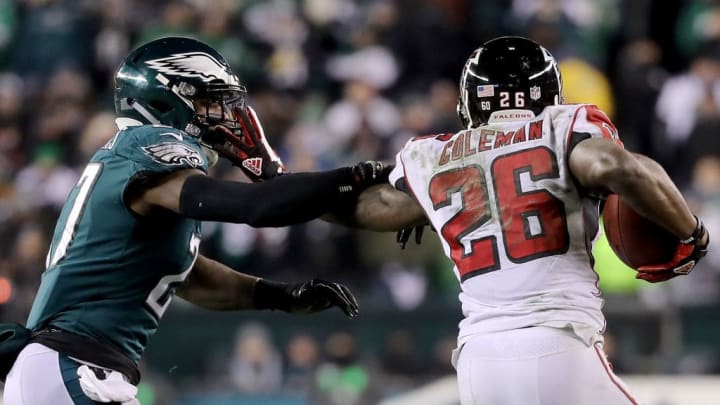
460,49 -> 485,128
528,62 -> 555,80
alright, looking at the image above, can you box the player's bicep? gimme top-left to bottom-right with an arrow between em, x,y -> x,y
355,184 -> 427,231
130,168 -> 206,215
568,137 -> 632,191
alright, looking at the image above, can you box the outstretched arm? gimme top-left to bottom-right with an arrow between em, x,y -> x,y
177,255 -> 359,317
350,184 -> 427,231
176,255 -> 258,310
129,161 -> 386,227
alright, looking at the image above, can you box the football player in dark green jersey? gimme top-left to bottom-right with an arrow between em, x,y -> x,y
1,37 -> 385,405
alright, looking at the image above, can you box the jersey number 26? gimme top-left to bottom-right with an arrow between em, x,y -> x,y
429,147 -> 570,281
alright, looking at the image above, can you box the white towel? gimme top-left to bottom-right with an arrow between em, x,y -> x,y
77,364 -> 139,404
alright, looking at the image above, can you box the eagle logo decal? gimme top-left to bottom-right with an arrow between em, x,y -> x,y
145,52 -> 239,84
142,142 -> 204,168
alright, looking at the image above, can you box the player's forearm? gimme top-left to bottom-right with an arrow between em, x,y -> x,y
604,154 -> 696,239
350,184 -> 427,231
177,255 -> 258,310
179,170 -> 360,227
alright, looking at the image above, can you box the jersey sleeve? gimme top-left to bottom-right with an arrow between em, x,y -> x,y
107,126 -> 210,210
566,104 -> 623,155
388,143 -> 410,193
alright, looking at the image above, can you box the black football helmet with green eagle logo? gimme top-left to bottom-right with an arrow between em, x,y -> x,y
114,36 -> 247,141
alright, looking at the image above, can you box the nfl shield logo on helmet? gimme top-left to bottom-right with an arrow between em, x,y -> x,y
529,85 -> 542,101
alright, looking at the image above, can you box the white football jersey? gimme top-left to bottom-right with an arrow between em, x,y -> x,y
389,104 -> 623,346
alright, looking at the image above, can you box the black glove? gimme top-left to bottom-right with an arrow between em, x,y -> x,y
636,217 -> 709,283
204,105 -> 287,182
253,278 -> 359,318
397,225 -> 425,249
350,161 -> 393,192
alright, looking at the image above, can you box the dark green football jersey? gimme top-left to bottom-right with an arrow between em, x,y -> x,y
26,123 -> 209,362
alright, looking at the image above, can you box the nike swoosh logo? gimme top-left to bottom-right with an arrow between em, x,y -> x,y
160,132 -> 183,141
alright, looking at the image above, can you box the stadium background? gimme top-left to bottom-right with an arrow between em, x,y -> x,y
0,0 -> 719,404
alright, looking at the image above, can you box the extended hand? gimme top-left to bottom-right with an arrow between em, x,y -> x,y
397,225 -> 425,249
351,161 -> 393,191
205,106 -> 287,181
253,278 -> 359,318
286,279 -> 359,318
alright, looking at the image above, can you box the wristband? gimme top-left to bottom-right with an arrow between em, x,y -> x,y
680,216 -> 705,245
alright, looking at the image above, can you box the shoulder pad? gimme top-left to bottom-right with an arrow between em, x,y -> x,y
114,125 -> 208,172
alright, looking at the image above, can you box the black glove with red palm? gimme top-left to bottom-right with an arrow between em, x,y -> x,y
635,217 -> 709,283
206,105 -> 287,182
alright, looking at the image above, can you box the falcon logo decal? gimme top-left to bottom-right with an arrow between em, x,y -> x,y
142,142 -> 204,168
145,52 -> 239,84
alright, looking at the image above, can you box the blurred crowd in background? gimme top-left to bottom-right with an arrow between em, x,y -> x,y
0,0 -> 720,404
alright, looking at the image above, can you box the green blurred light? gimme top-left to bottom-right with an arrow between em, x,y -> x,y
592,217 -> 644,294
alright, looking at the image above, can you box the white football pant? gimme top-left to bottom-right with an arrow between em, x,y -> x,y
454,327 -> 637,405
3,343 -> 138,405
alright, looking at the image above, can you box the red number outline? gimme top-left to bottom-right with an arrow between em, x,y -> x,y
491,146 -> 570,264
429,165 -> 501,280
428,147 -> 569,281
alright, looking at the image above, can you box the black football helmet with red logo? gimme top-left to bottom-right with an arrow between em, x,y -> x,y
456,36 -> 563,128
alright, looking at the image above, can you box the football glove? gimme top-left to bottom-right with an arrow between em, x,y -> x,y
397,225 -> 425,249
635,217 -> 709,283
253,278 -> 359,318
351,161 -> 393,191
205,105 -> 287,182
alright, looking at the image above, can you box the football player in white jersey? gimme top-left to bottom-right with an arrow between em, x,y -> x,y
351,36 -> 709,404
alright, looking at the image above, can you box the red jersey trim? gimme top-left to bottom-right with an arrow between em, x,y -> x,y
594,343 -> 639,405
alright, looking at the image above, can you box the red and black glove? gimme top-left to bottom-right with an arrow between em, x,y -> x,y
636,217 -> 709,283
206,105 -> 287,182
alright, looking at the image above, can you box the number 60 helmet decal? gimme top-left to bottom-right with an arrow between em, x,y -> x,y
456,36 -> 563,128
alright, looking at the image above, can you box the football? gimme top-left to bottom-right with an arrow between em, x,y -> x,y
602,194 -> 678,269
